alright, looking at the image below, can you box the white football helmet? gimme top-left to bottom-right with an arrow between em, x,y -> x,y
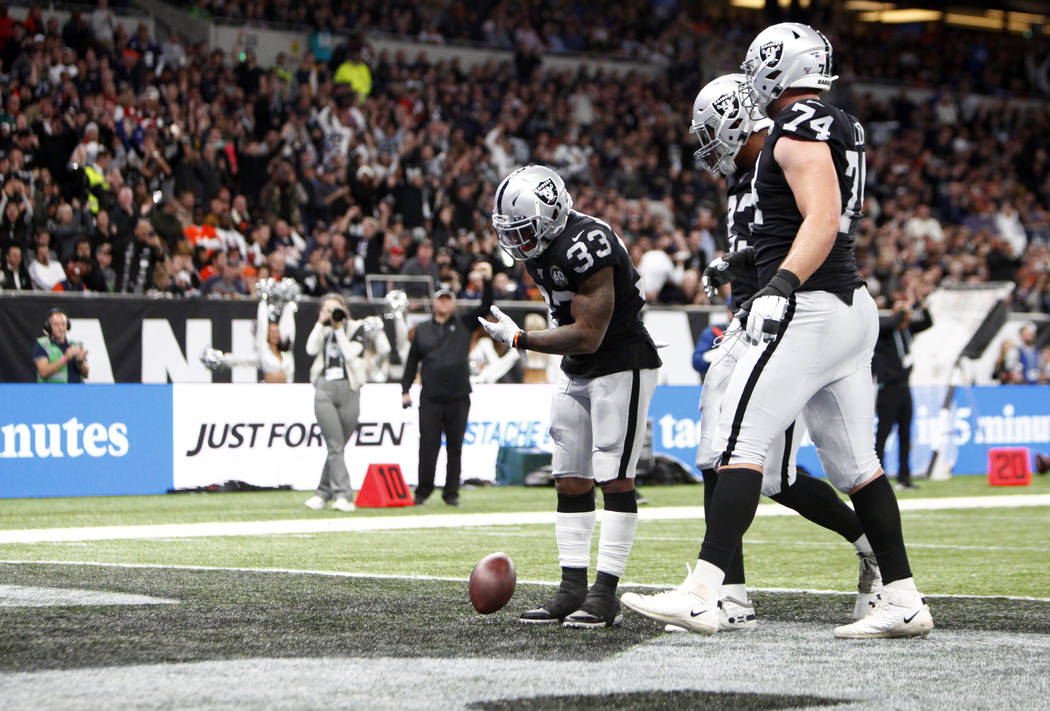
741,22 -> 838,116
690,73 -> 772,177
491,165 -> 573,261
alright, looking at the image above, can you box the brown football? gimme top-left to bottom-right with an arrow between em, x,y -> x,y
469,552 -> 516,614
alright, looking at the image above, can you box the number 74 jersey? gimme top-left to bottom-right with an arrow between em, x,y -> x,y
525,210 -> 662,379
750,97 -> 866,295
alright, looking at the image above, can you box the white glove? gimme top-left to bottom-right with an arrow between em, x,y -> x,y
742,294 -> 788,345
478,305 -> 521,348
739,269 -> 799,345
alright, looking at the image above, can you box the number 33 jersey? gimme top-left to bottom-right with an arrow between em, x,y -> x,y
525,211 -> 662,379
750,98 -> 866,296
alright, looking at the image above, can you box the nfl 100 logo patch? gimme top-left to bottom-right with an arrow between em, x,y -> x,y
534,178 -> 558,205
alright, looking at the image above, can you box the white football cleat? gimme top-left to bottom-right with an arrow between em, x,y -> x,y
621,576 -> 719,635
834,588 -> 933,639
664,593 -> 756,633
304,495 -> 326,511
854,552 -> 883,620
719,594 -> 757,631
331,497 -> 355,512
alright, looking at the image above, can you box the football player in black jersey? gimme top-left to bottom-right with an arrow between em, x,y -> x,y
480,165 -> 662,629
624,24 -> 932,639
654,73 -> 881,633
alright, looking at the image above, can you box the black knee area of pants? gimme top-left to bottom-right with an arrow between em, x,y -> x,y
850,474 -> 912,584
771,470 -> 864,543
557,488 -> 596,514
698,467 -> 763,573
602,489 -> 637,514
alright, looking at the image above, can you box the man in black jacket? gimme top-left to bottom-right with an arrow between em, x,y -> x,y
873,293 -> 932,490
401,262 -> 493,506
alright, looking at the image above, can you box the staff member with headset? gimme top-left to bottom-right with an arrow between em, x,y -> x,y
304,292 -> 369,513
401,262 -> 493,507
33,308 -> 88,383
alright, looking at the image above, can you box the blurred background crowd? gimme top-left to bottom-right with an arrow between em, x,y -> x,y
0,0 -> 1049,382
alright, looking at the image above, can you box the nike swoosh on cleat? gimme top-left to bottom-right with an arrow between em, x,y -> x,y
903,610 -> 921,624
689,610 -> 708,617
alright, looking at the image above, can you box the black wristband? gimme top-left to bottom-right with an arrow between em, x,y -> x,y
766,269 -> 801,299
516,330 -> 528,351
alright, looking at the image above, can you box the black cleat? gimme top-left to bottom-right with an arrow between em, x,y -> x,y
563,588 -> 623,629
520,584 -> 586,625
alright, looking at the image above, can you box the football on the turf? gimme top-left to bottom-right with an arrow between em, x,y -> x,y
469,552 -> 516,614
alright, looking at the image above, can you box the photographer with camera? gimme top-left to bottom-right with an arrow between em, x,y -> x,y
303,292 -> 370,512
33,308 -> 88,383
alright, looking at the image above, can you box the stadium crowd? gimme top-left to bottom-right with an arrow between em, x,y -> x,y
0,1 -> 1049,336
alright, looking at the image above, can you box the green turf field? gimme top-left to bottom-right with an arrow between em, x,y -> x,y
1,476 -> 1049,710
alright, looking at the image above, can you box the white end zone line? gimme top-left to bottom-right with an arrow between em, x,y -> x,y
0,494 -> 1048,545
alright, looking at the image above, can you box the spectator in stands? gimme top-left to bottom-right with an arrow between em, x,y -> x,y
55,259 -> 88,292
28,241 -> 65,291
84,242 -> 117,293
637,233 -> 685,303
260,161 -> 308,227
401,238 -> 440,297
333,37 -> 371,104
200,257 -> 247,298
120,219 -> 166,295
1,244 -> 30,290
51,201 -> 91,263
90,0 -> 117,51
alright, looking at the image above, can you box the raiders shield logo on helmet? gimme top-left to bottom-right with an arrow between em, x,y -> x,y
550,266 -> 568,288
713,92 -> 739,117
534,178 -> 558,206
760,41 -> 782,66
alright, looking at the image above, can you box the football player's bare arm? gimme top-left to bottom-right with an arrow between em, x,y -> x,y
775,137 -> 841,285
526,266 -> 614,356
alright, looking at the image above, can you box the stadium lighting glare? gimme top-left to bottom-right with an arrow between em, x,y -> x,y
729,0 -> 810,8
857,9 -> 943,23
844,1 -> 895,10
943,10 -> 1047,33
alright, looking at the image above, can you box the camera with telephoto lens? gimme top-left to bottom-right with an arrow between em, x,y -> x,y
331,306 -> 346,324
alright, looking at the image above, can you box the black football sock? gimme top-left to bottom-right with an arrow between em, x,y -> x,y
770,470 -> 865,543
849,475 -> 912,584
698,467 -> 763,572
591,570 -> 619,594
560,565 -> 588,590
703,468 -> 745,585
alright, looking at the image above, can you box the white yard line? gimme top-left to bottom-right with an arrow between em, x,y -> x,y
2,558 -> 1048,604
0,494 -> 1047,545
